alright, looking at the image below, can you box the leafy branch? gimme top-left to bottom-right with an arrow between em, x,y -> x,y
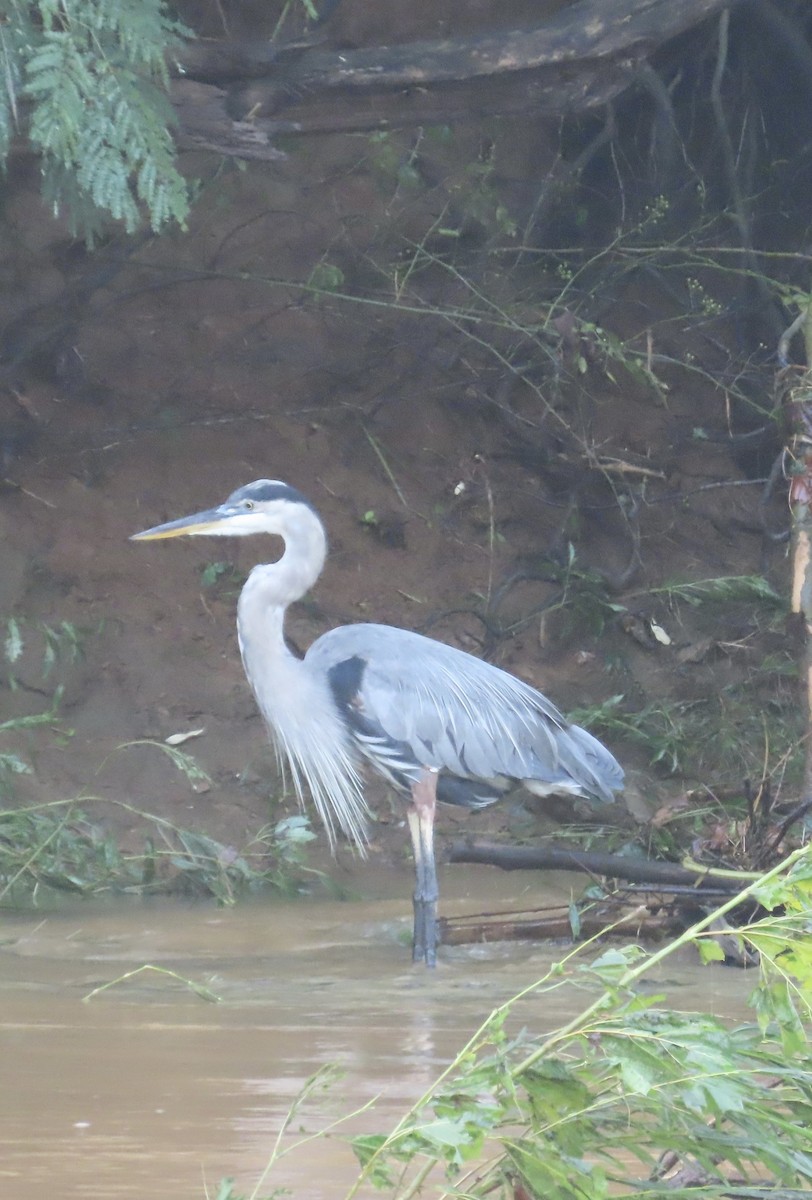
2,0 -> 190,237
346,847 -> 812,1200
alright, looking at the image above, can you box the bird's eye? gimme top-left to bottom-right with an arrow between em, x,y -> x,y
242,499 -> 255,510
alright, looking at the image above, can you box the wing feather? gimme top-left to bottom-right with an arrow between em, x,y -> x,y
307,623 -> 623,801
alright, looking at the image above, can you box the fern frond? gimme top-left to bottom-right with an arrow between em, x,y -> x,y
17,0 -> 191,238
651,575 -> 785,610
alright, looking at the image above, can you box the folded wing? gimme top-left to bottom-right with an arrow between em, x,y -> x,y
307,623 -> 623,803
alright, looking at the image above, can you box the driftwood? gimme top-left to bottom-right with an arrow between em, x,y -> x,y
447,840 -> 748,891
440,894 -> 758,957
171,0 -> 730,160
443,842 -> 761,955
439,902 -> 685,946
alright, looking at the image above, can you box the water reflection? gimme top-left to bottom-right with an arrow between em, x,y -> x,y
0,866 -> 754,1198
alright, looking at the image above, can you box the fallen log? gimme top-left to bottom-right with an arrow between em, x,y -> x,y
447,840 -> 748,891
171,0 -> 730,158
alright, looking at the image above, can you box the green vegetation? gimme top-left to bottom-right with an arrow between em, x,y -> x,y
0,793 -> 318,906
524,565 -> 794,786
1,614 -> 87,798
308,260 -> 346,294
0,0 -> 190,238
200,560 -> 247,595
0,610 -> 319,904
571,687 -> 800,783
530,545 -> 628,639
646,574 -> 786,614
4,614 -> 86,689
218,849 -> 812,1200
1,607 -> 316,899
83,963 -> 222,1003
0,707 -> 59,799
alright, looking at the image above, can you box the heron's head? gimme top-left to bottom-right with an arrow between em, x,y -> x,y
130,480 -> 319,542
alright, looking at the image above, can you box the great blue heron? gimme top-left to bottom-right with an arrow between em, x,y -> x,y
132,479 -> 624,965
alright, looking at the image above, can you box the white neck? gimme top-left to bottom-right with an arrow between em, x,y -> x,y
236,502 -> 326,695
232,502 -> 369,849
241,502 -> 327,613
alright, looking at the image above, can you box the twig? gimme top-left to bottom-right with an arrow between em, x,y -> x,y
778,312 -> 807,367
82,963 -> 221,1003
762,799 -> 812,861
360,423 -> 408,508
588,455 -> 666,480
1,479 -> 57,508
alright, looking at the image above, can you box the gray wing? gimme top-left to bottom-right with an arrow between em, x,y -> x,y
306,623 -> 623,803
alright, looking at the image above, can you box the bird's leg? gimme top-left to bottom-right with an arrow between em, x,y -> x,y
407,767 -> 439,967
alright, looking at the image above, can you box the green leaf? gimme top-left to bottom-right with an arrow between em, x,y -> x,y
523,1062 -> 592,1123
0,710 -> 57,732
274,815 -> 316,845
697,938 -> 726,964
309,262 -> 345,293
201,561 -> 229,587
0,752 -> 31,775
4,617 -> 23,663
20,1 -> 190,237
351,1134 -> 397,1188
652,574 -> 785,609
586,944 -> 646,983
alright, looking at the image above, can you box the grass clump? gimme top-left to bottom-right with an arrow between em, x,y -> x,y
1,613 -> 94,799
0,804 -> 134,903
571,686 -> 801,784
0,798 -> 319,907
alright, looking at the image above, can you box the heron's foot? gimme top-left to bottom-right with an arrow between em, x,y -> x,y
412,895 -> 438,967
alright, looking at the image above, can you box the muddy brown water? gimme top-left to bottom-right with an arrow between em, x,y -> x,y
1,865 -> 754,1199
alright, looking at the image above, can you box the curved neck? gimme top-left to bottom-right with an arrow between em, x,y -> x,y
237,502 -> 327,653
231,498 -> 370,851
